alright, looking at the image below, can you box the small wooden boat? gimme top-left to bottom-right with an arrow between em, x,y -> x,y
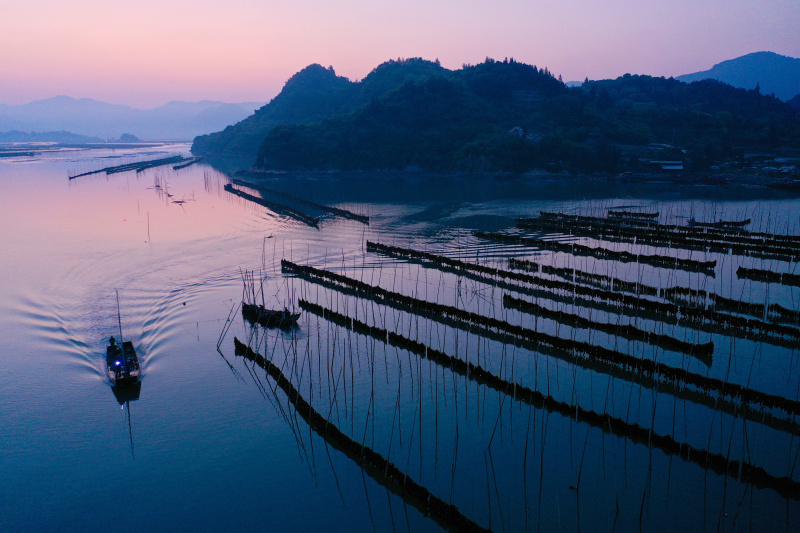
242,303 -> 300,329
106,336 -> 141,386
106,290 -> 141,386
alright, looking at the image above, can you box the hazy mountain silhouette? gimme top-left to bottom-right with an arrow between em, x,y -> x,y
0,130 -> 103,143
0,96 -> 264,140
676,52 -> 800,101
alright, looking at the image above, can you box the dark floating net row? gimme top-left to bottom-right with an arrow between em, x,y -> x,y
291,264 -> 800,436
509,257 -> 656,297
233,338 -> 490,533
608,210 -> 660,219
172,156 -> 203,170
475,231 -> 717,273
370,241 -> 680,315
231,178 -> 369,224
518,217 -> 798,262
738,266 -> 800,288
509,258 -> 799,327
69,155 -> 187,179
298,300 -> 800,501
540,211 -> 800,247
369,241 -> 800,346
524,212 -> 800,259
281,260 -> 800,417
223,183 -> 320,227
769,304 -> 800,326
502,294 -> 714,360
691,218 -> 752,229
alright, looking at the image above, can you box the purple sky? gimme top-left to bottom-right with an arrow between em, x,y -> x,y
2,0 -> 799,108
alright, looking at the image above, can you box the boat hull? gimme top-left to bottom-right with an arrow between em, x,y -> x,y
241,303 -> 300,329
106,340 -> 141,386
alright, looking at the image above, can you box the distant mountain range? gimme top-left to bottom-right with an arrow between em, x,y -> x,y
677,52 -> 800,102
0,130 -> 103,143
0,96 -> 265,140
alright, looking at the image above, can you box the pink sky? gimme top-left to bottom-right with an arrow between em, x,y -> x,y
2,0 -> 799,108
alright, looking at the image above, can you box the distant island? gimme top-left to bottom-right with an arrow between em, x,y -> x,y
192,56 -> 800,178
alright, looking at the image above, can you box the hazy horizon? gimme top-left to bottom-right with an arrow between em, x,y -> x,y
2,0 -> 799,108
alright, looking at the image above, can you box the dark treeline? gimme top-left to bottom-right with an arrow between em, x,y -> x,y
281,260 -> 800,416
474,231 -> 717,272
299,299 -> 800,500
196,58 -> 800,174
223,183 -> 320,227
233,337 -> 491,533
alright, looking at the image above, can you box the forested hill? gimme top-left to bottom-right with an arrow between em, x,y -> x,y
192,59 -> 449,156
193,58 -> 800,174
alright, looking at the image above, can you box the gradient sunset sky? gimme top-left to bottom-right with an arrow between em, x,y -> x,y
2,0 -> 799,108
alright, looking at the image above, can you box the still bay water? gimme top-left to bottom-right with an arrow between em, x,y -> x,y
1,144 -> 799,532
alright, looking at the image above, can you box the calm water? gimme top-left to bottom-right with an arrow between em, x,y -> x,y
1,145 -> 799,532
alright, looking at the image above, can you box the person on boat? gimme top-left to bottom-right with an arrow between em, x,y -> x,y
109,336 -> 116,348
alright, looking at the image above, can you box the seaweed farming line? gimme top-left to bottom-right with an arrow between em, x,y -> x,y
516,217 -> 799,263
538,211 -> 800,247
368,241 -> 685,317
281,260 -> 800,417
369,241 -> 800,345
298,299 -> 800,501
509,258 -> 800,327
608,210 -> 660,219
231,178 -> 369,224
223,183 -> 320,228
738,266 -> 800,288
292,265 -> 800,437
233,338 -> 491,533
508,257 -> 660,297
474,232 -> 717,273
691,218 -> 752,229
68,155 -> 188,180
369,241 -> 716,358
501,294 -> 714,360
526,213 -> 800,256
173,157 -> 203,170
